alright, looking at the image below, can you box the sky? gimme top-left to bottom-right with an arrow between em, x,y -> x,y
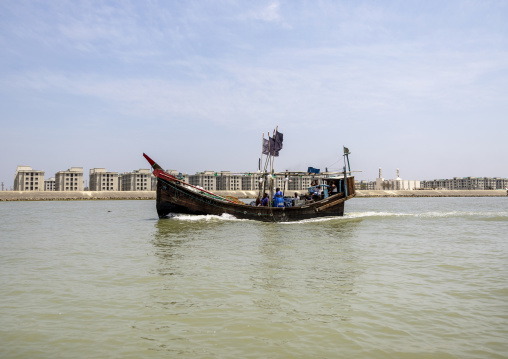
1,0 -> 507,189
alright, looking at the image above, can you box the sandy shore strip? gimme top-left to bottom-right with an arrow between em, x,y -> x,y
355,190 -> 507,197
0,191 -> 156,201
0,189 -> 506,201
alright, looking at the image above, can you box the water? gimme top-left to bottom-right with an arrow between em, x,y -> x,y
0,198 -> 507,358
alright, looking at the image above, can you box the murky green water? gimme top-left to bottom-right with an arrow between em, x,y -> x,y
1,198 -> 507,358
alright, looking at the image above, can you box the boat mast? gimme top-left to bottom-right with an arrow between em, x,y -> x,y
261,131 -> 272,202
268,130 -> 274,206
271,126 -> 278,174
259,132 -> 265,199
268,126 -> 280,202
343,146 -> 351,197
344,146 -> 351,174
258,126 -> 281,206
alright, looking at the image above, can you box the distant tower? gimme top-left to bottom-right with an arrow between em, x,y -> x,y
379,168 -> 382,179
397,168 -> 400,178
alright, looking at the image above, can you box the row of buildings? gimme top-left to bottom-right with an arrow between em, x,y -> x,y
356,168 -> 508,191
419,177 -> 508,190
11,166 -> 508,192
13,166 -> 155,192
12,166 -> 326,192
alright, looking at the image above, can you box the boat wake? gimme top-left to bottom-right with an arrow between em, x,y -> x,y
346,211 -> 508,220
161,210 -> 508,223
164,212 -> 349,224
164,213 -> 245,222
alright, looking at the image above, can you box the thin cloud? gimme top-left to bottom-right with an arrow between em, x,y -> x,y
253,2 -> 282,22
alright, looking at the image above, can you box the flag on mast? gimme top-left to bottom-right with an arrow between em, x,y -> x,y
262,131 -> 284,157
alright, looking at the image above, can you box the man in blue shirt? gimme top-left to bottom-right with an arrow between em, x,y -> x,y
260,193 -> 269,206
273,187 -> 284,207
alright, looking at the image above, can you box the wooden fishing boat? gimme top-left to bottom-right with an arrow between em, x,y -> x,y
143,136 -> 356,222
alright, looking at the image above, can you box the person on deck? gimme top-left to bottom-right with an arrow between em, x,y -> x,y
255,196 -> 261,206
273,187 -> 284,207
330,183 -> 338,194
261,193 -> 269,206
312,185 -> 322,201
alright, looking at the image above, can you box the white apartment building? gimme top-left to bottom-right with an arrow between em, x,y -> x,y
44,177 -> 55,191
421,177 -> 508,190
13,166 -> 45,191
241,173 -> 261,191
216,171 -> 243,191
287,174 -> 313,192
356,180 -> 375,190
121,169 -> 153,191
189,171 -> 217,191
185,171 -> 316,193
89,168 -> 119,191
55,167 -> 84,191
495,178 -> 508,190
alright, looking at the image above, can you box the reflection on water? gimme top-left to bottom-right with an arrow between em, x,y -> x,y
149,214 -> 363,339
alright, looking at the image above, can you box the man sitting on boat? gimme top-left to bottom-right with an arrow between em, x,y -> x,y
260,193 -> 269,206
273,188 -> 284,207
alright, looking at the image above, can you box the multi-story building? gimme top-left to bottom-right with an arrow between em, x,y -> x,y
287,174 -> 312,192
216,171 -> 243,191
89,168 -> 119,191
484,177 -> 498,190
274,175 -> 286,191
13,166 -> 45,191
55,167 -> 84,191
189,171 -> 217,191
120,169 -> 153,191
44,177 -> 55,191
241,173 -> 261,191
421,176 -> 507,190
356,180 -> 375,190
495,177 -> 508,190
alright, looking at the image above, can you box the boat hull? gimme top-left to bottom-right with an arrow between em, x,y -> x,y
155,177 -> 355,222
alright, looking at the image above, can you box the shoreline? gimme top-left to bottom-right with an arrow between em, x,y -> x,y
354,190 -> 507,198
0,189 -> 506,201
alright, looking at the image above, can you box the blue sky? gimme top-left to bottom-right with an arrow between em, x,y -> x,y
1,0 -> 507,188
